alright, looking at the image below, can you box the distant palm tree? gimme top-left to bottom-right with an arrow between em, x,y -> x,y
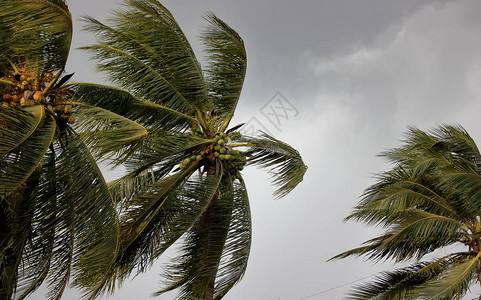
0,1 -> 146,299
78,0 -> 307,299
333,125 -> 481,299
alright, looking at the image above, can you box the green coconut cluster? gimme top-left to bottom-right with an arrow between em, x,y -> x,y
179,131 -> 248,172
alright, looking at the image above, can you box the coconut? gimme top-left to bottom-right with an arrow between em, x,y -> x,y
195,155 -> 202,160
33,91 -> 44,102
54,105 -> 63,113
59,114 -> 69,121
2,94 -> 12,102
219,148 -> 227,154
63,106 -> 73,114
67,116 -> 76,124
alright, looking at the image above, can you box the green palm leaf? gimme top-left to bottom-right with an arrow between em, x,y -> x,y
213,178 -> 251,300
82,0 -> 208,115
241,132 -> 307,198
0,0 -> 72,71
414,253 -> 480,299
201,13 -> 246,129
0,110 -> 56,196
0,105 -> 45,158
157,176 -> 235,299
68,82 -> 196,131
346,258 -> 452,300
41,133 -> 119,299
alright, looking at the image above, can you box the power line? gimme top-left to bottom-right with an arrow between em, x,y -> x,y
298,273 -> 375,300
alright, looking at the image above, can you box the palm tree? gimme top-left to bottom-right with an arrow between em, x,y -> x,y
0,1 -> 146,299
76,0 -> 307,299
332,125 -> 481,299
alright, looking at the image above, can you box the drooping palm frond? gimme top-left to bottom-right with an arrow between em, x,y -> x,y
213,178 -> 251,300
0,0 -> 72,72
156,176 -> 235,299
0,111 -> 56,195
413,253 -> 480,300
37,133 -> 119,300
240,132 -> 307,198
201,13 -> 246,129
0,105 -> 45,157
68,83 -> 196,131
81,0 -> 209,117
337,125 -> 481,299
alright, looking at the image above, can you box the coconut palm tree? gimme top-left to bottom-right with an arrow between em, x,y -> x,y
0,1 -> 146,299
75,0 -> 307,299
332,125 -> 481,299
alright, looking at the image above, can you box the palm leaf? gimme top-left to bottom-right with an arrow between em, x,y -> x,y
117,168 -> 223,285
14,150 -> 57,299
346,258 -> 452,300
82,0 -> 209,115
202,13 -> 246,129
414,253 -> 480,299
68,82 -> 196,131
0,0 -> 72,71
213,177 -> 251,299
0,105 -> 44,158
241,132 -> 307,198
157,176 -> 235,299
0,110 -> 56,196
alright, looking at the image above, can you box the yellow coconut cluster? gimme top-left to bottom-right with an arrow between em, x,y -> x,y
179,132 -> 247,172
0,68 -> 75,125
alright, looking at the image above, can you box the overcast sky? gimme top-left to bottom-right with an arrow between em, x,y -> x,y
32,0 -> 481,299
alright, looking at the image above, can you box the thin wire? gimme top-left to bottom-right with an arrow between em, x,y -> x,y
298,273 -> 376,300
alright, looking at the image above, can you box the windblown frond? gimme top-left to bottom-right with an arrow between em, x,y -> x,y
156,176 -> 234,299
241,132 -> 307,198
213,178 -> 251,300
0,105 -> 44,158
0,111 -> 55,196
202,13 -> 246,129
82,0 -> 208,115
68,82 -> 196,131
0,0 -> 72,71
346,258 -> 452,300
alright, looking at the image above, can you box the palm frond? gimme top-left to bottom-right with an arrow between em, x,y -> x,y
414,253 -> 480,299
201,13 -> 246,129
14,150 -> 57,299
156,176 -> 234,299
118,169 -> 223,285
0,111 -> 56,196
1,166 -> 41,300
0,0 -> 72,72
213,177 -> 251,299
0,105 -> 44,158
346,257 -> 452,300
82,0 -> 209,115
66,102 -> 148,160
68,82 -> 196,131
241,132 -> 307,198
54,134 -> 119,299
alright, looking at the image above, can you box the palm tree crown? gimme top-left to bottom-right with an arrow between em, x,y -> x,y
0,1 -> 146,299
333,125 -> 481,299
79,0 -> 307,299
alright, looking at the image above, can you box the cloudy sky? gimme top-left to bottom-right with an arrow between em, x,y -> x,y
32,0 -> 481,299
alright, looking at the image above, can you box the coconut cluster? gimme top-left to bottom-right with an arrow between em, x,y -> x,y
0,69 -> 75,125
179,131 -> 247,172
